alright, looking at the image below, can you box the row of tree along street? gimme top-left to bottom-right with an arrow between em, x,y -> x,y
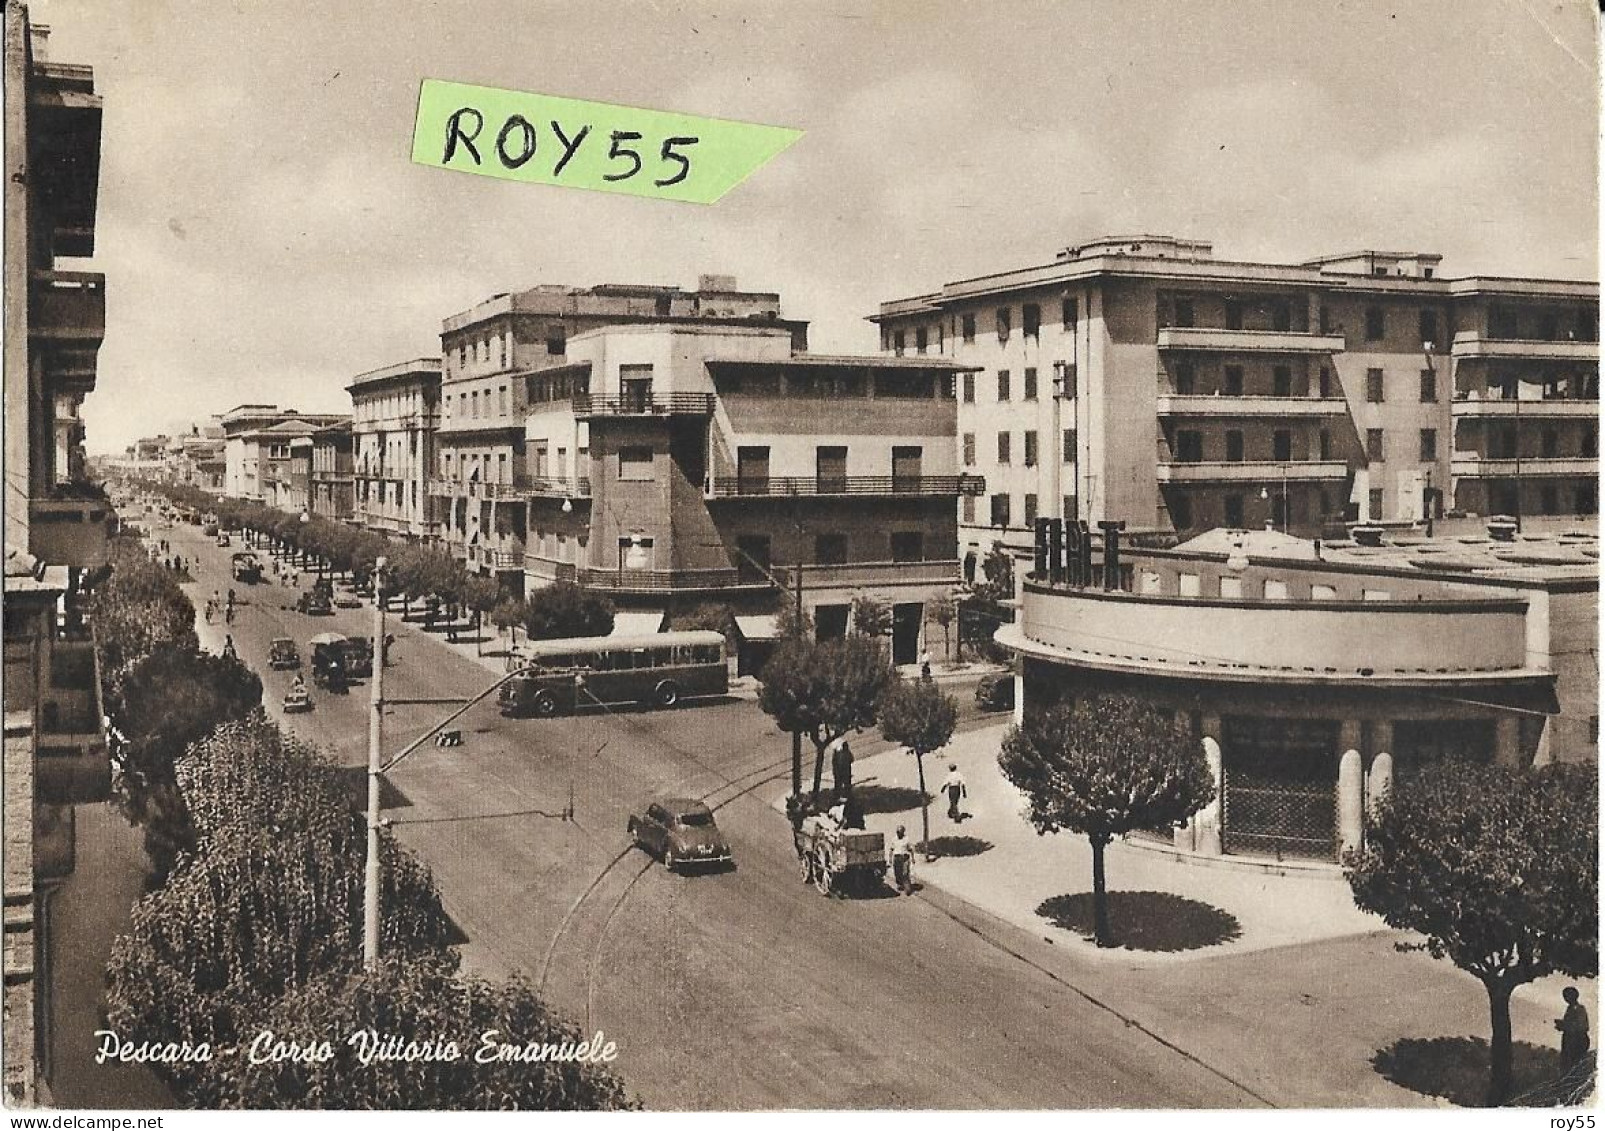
86,509 -> 633,1108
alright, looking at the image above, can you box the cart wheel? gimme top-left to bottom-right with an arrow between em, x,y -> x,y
814,849 -> 833,896
798,848 -> 814,884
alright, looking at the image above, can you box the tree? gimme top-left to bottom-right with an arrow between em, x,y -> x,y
490,597 -> 527,653
523,582 -> 615,641
850,594 -> 892,639
1345,761 -> 1598,1106
460,575 -> 501,654
774,593 -> 813,642
928,593 -> 958,661
960,547 -> 1015,662
86,539 -> 197,681
878,677 -> 958,849
758,634 -> 897,798
210,953 -> 636,1109
998,694 -> 1214,947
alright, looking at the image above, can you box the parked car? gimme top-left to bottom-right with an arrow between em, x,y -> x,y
268,637 -> 301,670
216,533 -> 231,547
974,672 -> 1015,712
333,589 -> 363,609
627,798 -> 733,872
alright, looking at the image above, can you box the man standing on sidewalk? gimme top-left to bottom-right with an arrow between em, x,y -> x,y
888,825 -> 914,895
831,738 -> 854,799
940,763 -> 967,823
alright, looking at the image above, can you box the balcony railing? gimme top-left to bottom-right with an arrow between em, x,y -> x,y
30,270 -> 106,343
1448,455 -> 1598,478
574,393 -> 715,418
29,495 -> 112,568
522,476 -> 592,499
578,566 -> 749,593
1156,327 -> 1345,354
1450,396 -> 1599,418
1156,460 -> 1350,483
710,474 -> 985,498
795,559 -> 960,587
1156,395 -> 1351,418
1450,332 -> 1599,362
426,478 -> 527,500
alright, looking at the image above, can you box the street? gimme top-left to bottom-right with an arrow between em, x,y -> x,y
163,520 -> 1266,1108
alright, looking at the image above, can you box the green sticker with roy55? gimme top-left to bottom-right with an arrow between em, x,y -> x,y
412,80 -> 802,204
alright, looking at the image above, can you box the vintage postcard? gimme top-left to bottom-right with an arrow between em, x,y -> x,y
2,0 -> 1598,1120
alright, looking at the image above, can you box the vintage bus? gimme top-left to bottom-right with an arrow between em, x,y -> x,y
499,630 -> 728,717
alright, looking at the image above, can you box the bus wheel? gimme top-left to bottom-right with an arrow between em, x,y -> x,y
654,681 -> 680,709
532,691 -> 559,718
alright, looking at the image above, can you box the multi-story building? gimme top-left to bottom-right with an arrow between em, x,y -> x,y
1003,520 -> 1597,864
310,420 -> 355,522
218,405 -> 344,499
873,236 -> 1598,572
2,5 -> 110,1103
348,358 -> 440,539
170,422 -> 226,493
519,321 -> 980,663
432,276 -> 807,592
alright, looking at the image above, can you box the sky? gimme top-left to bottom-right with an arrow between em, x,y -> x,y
32,0 -> 1600,454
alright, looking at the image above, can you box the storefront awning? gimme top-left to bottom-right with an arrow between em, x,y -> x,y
609,610 -> 666,636
733,614 -> 781,641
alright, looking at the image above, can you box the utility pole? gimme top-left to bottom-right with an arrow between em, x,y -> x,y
364,555 -> 386,970
791,558 -> 803,799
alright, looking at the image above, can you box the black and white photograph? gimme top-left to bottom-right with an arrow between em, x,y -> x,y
2,0 -> 1599,1117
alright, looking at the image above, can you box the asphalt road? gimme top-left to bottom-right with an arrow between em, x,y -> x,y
160,518 -> 1266,1109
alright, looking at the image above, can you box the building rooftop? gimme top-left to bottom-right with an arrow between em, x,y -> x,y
348,357 -> 443,391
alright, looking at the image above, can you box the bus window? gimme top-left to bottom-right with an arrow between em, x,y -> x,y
651,647 -> 670,667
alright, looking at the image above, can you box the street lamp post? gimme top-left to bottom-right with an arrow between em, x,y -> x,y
363,555 -> 386,969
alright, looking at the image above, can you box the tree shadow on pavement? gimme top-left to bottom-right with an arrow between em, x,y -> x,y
1372,1036 -> 1592,1108
917,835 -> 993,858
1036,891 -> 1242,952
329,767 -> 412,812
853,785 -> 929,815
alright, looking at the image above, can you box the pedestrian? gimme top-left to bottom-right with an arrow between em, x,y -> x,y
919,648 -> 933,681
1557,986 -> 1591,1073
888,824 -> 914,895
222,634 -> 237,661
831,738 -> 854,798
940,763 -> 967,822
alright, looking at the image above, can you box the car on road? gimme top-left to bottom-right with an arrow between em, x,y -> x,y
627,798 -> 734,872
216,533 -> 231,547
296,588 -> 333,616
974,672 -> 1015,712
230,551 -> 261,583
268,637 -> 301,670
333,590 -> 363,609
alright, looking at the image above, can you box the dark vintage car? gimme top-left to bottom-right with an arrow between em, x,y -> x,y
974,672 -> 1015,712
297,587 -> 334,616
310,645 -> 349,692
268,637 -> 301,670
627,799 -> 733,872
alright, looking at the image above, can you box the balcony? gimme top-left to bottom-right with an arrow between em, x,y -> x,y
1156,395 -> 1351,418
28,494 -> 112,568
710,474 -> 985,498
30,271 -> 105,345
1156,328 -> 1345,354
1450,332 -> 1598,363
426,478 -> 527,501
796,560 -> 960,588
578,566 -> 752,593
1156,460 -> 1350,484
574,393 -> 715,418
522,477 -> 592,499
1451,396 -> 1599,419
1449,455 -> 1598,479
36,637 -> 110,805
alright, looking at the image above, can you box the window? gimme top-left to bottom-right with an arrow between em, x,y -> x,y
1273,430 -> 1292,462
1174,430 -> 1203,462
459,343 -> 468,367
1491,424 -> 1518,459
997,432 -> 1012,464
737,446 -> 770,492
1419,369 -> 1437,402
1023,367 -> 1038,400
962,372 -> 975,403
1226,431 -> 1245,462
1224,299 -> 1244,331
1584,425 -> 1598,458
1224,366 -> 1244,396
1175,362 -> 1195,395
1023,494 -> 1038,527
1366,369 -> 1385,403
989,493 -> 1011,528
961,495 -> 976,523
1062,297 -> 1078,331
816,445 -> 847,492
546,328 -> 565,354
1170,494 -> 1192,530
1366,429 -> 1384,461
996,307 -> 1011,343
915,327 -> 928,354
498,385 -> 508,415
1489,307 -> 1518,339
1272,366 -> 1292,397
1271,301 -> 1292,333
1023,303 -> 1041,340
1062,428 -> 1077,463
1578,482 -> 1598,515
1369,488 -> 1385,519
1365,307 -> 1385,341
893,330 -> 906,356
1319,367 -> 1333,398
1542,428 -> 1559,457
962,433 -> 976,467
890,531 -> 924,562
1223,494 -> 1244,527
891,446 -> 923,489
961,313 -> 976,343
1023,430 -> 1038,467
1174,298 -> 1195,328
997,370 -> 1011,401
1419,429 -> 1437,461
619,446 -> 654,481
815,534 -> 848,565
1055,361 -> 1077,398
1419,310 -> 1438,347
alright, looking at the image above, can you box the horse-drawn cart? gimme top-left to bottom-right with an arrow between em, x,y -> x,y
793,818 -> 886,897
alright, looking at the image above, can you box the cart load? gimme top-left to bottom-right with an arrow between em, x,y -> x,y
793,817 -> 886,897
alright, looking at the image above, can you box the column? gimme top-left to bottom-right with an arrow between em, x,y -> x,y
1494,715 -> 1522,769
1197,718 -> 1223,856
1337,748 -> 1363,859
1367,752 -> 1393,818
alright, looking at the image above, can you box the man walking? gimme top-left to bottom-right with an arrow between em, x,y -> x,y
888,825 -> 914,895
1557,986 -> 1591,1074
940,763 -> 967,822
831,738 -> 854,799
